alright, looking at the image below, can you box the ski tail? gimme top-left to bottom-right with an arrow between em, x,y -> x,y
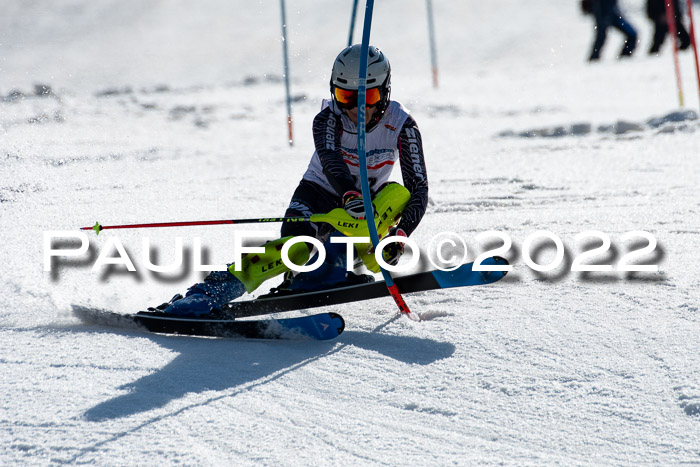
72,306 -> 345,340
132,312 -> 345,340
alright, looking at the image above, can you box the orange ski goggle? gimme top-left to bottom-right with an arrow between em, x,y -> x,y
333,87 -> 382,108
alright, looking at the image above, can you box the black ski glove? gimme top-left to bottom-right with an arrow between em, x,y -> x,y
382,227 -> 407,266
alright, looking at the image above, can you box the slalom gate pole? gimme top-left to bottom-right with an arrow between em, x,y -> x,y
426,0 -> 439,88
80,216 -> 311,235
357,0 -> 416,320
666,0 -> 685,107
348,0 -> 359,47
687,0 -> 700,111
280,0 -> 294,145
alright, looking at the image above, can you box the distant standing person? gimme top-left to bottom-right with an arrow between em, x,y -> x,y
646,0 -> 691,54
585,0 -> 638,61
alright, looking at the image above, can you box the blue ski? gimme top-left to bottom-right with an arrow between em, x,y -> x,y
223,256 -> 509,318
72,306 -> 345,341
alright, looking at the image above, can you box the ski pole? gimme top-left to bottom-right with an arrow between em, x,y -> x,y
80,210 -> 367,235
81,216 -> 309,235
667,0 -> 685,107
687,0 -> 700,111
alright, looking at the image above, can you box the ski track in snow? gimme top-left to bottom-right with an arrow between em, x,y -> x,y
1,0 -> 700,464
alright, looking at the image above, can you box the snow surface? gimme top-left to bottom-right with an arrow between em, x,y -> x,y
2,0 -> 700,464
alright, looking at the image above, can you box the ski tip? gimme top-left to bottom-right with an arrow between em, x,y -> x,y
493,256 -> 510,276
327,312 -> 346,337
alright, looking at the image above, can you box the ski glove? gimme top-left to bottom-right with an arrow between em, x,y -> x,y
343,190 -> 366,220
382,227 -> 407,266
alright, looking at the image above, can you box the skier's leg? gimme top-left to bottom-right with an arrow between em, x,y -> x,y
650,19 -> 668,54
281,180 -> 340,240
164,237 -> 310,316
611,10 -> 638,57
164,181 -> 336,316
276,232 -> 375,293
676,18 -> 691,50
277,181 -> 411,288
370,182 -> 411,238
228,236 -> 311,293
589,5 -> 611,60
274,180 -> 359,291
353,182 -> 412,273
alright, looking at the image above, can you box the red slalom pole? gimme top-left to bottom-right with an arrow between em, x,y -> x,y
280,0 -> 294,146
687,0 -> 700,111
666,0 -> 685,107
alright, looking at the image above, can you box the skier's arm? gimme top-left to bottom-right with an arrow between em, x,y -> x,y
396,116 -> 429,236
312,107 -> 357,196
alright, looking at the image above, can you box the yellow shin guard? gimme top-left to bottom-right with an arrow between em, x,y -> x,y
228,236 -> 310,293
311,183 -> 411,273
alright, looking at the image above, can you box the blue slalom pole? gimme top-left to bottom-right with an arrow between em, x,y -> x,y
348,0 -> 360,47
426,0 -> 439,88
357,0 -> 414,318
280,0 -> 294,145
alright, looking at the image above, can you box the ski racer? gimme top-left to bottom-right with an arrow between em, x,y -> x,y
163,44 -> 429,316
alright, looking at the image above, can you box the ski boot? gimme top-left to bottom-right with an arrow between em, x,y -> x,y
163,236 -> 310,317
162,270 -> 247,317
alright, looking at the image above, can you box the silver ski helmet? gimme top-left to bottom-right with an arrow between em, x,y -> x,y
330,44 -> 391,118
